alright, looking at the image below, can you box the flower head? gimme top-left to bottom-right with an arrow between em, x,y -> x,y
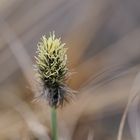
35,32 -> 71,107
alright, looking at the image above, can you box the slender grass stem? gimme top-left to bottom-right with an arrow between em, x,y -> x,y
51,106 -> 58,140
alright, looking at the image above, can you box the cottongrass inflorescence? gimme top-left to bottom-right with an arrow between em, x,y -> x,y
35,32 -> 72,108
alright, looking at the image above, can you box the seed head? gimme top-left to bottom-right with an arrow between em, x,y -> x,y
35,32 -> 71,108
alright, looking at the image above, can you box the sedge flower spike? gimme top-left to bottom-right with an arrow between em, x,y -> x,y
35,32 -> 71,108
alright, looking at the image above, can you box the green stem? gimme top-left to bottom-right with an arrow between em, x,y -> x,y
51,106 -> 58,140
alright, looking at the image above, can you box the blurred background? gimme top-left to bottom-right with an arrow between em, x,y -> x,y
0,0 -> 140,139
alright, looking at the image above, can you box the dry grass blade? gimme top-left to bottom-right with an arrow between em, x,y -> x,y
117,69 -> 140,140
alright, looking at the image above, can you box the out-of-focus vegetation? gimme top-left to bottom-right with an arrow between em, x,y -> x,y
0,0 -> 140,140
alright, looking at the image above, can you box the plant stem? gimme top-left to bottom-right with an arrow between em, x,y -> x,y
51,106 -> 58,140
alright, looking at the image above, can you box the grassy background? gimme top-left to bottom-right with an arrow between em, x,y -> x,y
0,0 -> 140,139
